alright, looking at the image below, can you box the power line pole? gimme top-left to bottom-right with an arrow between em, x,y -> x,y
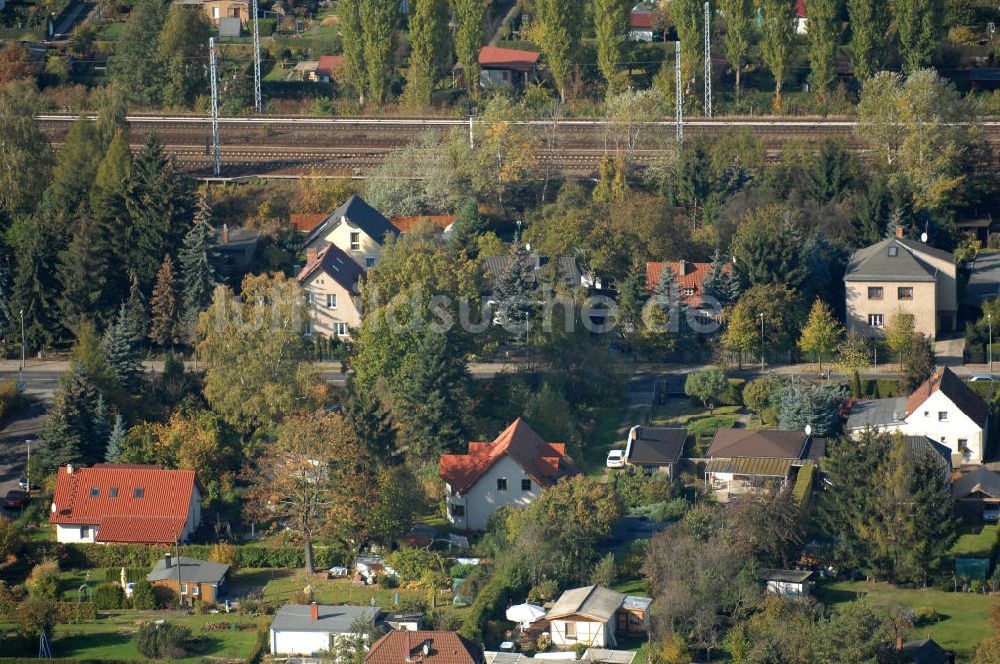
704,1 -> 712,117
209,36 -> 221,176
675,40 -> 683,143
251,0 -> 262,113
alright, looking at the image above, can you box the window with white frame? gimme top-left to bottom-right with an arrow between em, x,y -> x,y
180,583 -> 188,594
335,322 -> 348,336
365,256 -> 376,269
326,294 -> 337,309
349,232 -> 361,251
868,314 -> 884,328
938,411 -> 948,421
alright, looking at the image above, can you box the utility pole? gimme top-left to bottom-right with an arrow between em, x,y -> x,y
704,2 -> 712,117
674,40 -> 683,143
759,312 -> 765,372
209,37 -> 221,176
251,0 -> 262,113
18,308 -> 24,387
990,312 -> 993,373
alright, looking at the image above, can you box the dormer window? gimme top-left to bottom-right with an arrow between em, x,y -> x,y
134,488 -> 144,498
90,487 -> 99,497
109,488 -> 119,498
888,246 -> 898,257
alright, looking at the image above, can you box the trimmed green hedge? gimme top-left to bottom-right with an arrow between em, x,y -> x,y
53,601 -> 97,623
60,543 -> 347,570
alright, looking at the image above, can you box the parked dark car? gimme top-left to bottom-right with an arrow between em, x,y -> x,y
2,490 -> 26,510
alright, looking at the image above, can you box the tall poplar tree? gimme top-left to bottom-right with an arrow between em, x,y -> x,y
452,0 -> 485,98
760,0 -> 794,111
340,0 -> 367,104
361,0 -> 397,106
533,0 -> 584,102
846,0 -> 888,82
895,0 -> 943,74
594,0 -> 629,97
719,0 -> 753,97
806,0 -> 840,98
669,0 -> 703,106
404,0 -> 449,108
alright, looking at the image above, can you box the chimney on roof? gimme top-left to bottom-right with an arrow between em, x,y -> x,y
895,226 -> 904,239
222,223 -> 230,243
66,464 -> 73,475
422,640 -> 432,656
165,553 -> 172,568
306,248 -> 318,264
310,602 -> 318,621
896,637 -> 903,652
679,259 -> 690,275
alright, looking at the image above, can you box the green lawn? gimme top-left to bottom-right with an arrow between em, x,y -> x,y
815,580 -> 997,659
651,399 -> 742,457
951,523 -> 998,558
2,613 -> 261,662
611,578 -> 648,596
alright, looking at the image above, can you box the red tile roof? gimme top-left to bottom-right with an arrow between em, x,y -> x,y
366,630 -> 482,664
50,465 -> 197,544
290,214 -> 328,233
630,11 -> 655,29
317,55 -> 344,79
389,215 -> 457,233
905,367 -> 989,426
439,418 -> 580,494
645,260 -> 729,307
478,46 -> 540,72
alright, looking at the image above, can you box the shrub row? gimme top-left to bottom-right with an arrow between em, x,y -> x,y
59,543 -> 347,570
53,601 -> 97,623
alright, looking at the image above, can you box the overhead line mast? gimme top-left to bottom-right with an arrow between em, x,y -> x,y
209,36 -> 221,176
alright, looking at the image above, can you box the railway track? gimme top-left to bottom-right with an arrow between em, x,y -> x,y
33,114 -> 990,178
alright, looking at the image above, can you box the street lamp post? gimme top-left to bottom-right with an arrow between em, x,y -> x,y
25,439 -> 30,493
516,220 -> 522,243
18,308 -> 24,386
759,312 -> 765,372
989,313 -> 993,373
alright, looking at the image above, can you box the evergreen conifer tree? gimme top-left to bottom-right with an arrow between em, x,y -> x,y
179,196 -> 218,334
702,250 -> 731,307
343,384 -> 397,463
38,366 -> 103,471
0,244 -> 13,345
93,394 -> 112,448
492,241 -> 538,342
105,413 -> 125,462
57,210 -> 113,333
123,271 -> 148,348
103,304 -> 143,392
398,331 -> 468,462
12,221 -> 60,353
149,254 -> 182,346
450,198 -> 487,258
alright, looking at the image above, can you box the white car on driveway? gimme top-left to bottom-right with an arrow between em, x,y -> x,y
606,449 -> 626,468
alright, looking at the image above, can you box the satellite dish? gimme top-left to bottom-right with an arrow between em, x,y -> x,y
920,232 -> 928,243
805,424 -> 812,436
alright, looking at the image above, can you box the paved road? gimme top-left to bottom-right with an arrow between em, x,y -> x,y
0,399 -> 46,498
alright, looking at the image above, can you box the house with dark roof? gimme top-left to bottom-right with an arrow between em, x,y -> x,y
953,467 -> 1000,520
49,464 -> 201,544
439,418 -> 580,530
547,585 -> 650,648
301,195 -> 400,270
477,46 -> 539,88
623,425 -> 686,477
846,367 -> 989,465
297,243 -> 364,339
270,602 -> 381,655
844,231 -> 957,340
901,638 -> 955,664
147,553 -> 229,605
481,254 -> 587,292
704,429 -> 822,497
760,569 -> 814,597
366,630 -> 483,664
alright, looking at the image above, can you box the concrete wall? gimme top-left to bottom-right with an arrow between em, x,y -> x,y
182,486 -> 201,541
446,455 -> 541,531
302,271 -> 362,339
845,280 -> 938,339
56,523 -> 97,543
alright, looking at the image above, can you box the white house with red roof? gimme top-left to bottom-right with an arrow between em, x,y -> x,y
846,367 -> 989,465
50,464 -> 201,544
439,418 -> 580,530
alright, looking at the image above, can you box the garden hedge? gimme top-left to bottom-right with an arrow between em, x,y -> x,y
58,543 -> 347,570
53,602 -> 97,623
